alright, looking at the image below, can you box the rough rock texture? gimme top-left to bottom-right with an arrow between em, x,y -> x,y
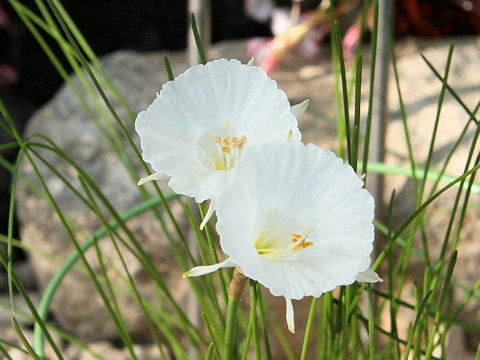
12,36 -> 480,356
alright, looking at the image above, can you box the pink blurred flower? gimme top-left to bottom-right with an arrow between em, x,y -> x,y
342,23 -> 361,60
246,5 -> 330,73
245,2 -> 365,73
0,5 -> 12,29
0,64 -> 19,88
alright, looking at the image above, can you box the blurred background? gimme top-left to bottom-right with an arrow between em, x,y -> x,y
1,0 -> 480,115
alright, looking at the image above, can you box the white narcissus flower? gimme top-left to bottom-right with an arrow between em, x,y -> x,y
135,58 -> 306,227
185,141 -> 381,333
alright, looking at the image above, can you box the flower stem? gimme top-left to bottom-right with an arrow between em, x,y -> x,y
249,280 -> 261,359
224,267 -> 247,359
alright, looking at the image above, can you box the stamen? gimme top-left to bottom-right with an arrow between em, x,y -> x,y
205,128 -> 247,170
255,226 -> 314,261
209,134 -> 222,144
292,239 -> 314,252
290,231 -> 313,252
290,233 -> 301,240
221,137 -> 231,146
209,134 -> 247,153
232,136 -> 247,149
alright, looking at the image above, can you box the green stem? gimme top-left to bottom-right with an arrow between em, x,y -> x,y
224,299 -> 241,360
249,280 -> 261,360
11,316 -> 41,360
368,285 -> 375,360
257,286 -> 273,360
224,268 -> 247,360
300,298 -> 317,360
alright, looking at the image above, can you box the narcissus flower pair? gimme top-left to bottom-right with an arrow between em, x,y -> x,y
135,58 -> 381,333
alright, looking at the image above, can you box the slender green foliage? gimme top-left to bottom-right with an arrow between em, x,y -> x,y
191,13 -> 207,65
300,298 -> 317,360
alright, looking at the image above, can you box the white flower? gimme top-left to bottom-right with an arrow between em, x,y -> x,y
185,141 -> 381,333
135,58 -> 302,207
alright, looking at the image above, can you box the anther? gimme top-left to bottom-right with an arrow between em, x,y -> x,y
290,232 -> 313,252
221,137 -> 231,146
209,134 -> 222,143
233,136 -> 247,148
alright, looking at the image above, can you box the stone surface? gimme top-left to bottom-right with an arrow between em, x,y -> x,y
10,36 -> 480,356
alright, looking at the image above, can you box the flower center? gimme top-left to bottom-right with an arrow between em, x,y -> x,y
290,232 -> 314,252
253,210 -> 314,262
198,123 -> 247,171
209,134 -> 247,156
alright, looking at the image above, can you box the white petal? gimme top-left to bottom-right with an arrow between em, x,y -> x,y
183,258 -> 236,278
285,298 -> 295,333
137,171 -> 169,186
287,127 -> 302,142
215,142 -> 375,300
135,58 -> 299,201
199,200 -> 215,230
290,99 -> 310,118
355,268 -> 383,283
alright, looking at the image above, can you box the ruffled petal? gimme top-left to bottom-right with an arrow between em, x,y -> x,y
355,268 -> 383,283
285,297 -> 295,333
135,58 -> 299,201
183,258 -> 236,278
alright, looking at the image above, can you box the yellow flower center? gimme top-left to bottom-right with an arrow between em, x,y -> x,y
198,122 -> 247,171
254,210 -> 314,261
208,134 -> 247,155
